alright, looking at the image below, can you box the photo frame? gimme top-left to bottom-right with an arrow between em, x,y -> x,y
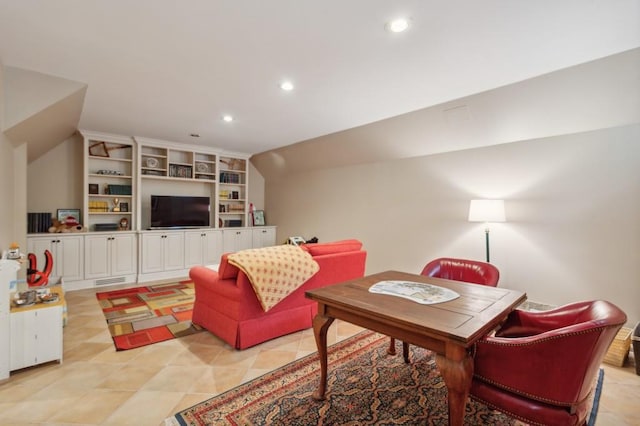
88,183 -> 99,194
120,202 -> 129,212
253,210 -> 265,226
89,141 -> 109,157
57,209 -> 81,225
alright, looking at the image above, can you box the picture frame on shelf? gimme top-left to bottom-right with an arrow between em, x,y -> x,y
57,209 -> 81,225
88,183 -> 99,194
120,202 -> 129,212
253,210 -> 265,226
89,141 -> 109,157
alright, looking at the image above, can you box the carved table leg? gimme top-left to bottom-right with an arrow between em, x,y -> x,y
435,344 -> 473,426
402,341 -> 410,363
312,312 -> 335,400
388,337 -> 397,355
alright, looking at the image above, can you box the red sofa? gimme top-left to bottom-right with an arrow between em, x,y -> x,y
189,239 -> 367,349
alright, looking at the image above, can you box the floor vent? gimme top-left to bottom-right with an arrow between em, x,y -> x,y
95,277 -> 126,286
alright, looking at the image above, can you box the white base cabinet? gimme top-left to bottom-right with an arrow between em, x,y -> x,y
27,235 -> 84,282
10,302 -> 63,371
1,260 -> 21,380
222,229 -> 253,253
184,230 -> 223,268
85,233 -> 137,281
252,226 -> 277,248
140,232 -> 185,274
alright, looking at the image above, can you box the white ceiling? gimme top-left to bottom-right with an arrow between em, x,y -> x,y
1,0 -> 639,155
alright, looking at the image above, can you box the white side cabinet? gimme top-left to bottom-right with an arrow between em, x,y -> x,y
252,227 -> 277,248
85,233 -> 137,280
27,235 -> 84,282
222,229 -> 253,253
140,232 -> 185,274
184,229 -> 223,268
10,293 -> 63,371
1,260 -> 20,380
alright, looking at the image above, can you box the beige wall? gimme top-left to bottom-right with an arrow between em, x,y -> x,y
26,134 -> 83,219
0,63 -> 14,253
263,124 -> 640,326
0,63 -> 28,267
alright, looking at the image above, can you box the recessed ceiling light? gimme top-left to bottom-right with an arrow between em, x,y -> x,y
386,18 -> 410,33
280,81 -> 294,91
222,115 -> 234,122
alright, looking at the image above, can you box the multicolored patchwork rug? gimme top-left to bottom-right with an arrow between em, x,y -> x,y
96,281 -> 202,351
167,330 -> 604,426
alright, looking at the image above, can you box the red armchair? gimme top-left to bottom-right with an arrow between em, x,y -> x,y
420,257 -> 499,286
470,300 -> 627,426
390,257 -> 499,360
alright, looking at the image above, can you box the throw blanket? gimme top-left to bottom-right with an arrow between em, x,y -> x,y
228,245 -> 320,312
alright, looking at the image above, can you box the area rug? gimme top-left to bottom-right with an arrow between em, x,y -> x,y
96,280 -> 202,351
167,330 -> 604,426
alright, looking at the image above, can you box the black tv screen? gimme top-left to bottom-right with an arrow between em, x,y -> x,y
150,195 -> 210,229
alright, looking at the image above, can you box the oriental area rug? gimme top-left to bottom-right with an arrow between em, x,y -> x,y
167,330 -> 604,426
96,280 -> 202,351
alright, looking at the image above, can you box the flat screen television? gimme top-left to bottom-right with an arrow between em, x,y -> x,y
150,195 -> 210,229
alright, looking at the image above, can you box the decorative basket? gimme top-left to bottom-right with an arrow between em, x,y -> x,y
604,326 -> 632,367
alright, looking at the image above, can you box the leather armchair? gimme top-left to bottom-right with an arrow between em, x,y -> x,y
420,257 -> 499,286
389,257 -> 499,360
470,300 -> 627,426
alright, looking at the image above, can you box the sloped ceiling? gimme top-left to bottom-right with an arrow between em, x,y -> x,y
0,1 -> 639,156
252,48 -> 640,178
3,67 -> 86,162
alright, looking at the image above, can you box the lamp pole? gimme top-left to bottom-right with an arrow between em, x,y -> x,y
468,199 -> 505,264
484,227 -> 490,263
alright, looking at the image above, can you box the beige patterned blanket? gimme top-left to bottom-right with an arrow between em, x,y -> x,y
228,245 -> 320,312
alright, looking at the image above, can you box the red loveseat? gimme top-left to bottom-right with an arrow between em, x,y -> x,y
189,239 -> 367,349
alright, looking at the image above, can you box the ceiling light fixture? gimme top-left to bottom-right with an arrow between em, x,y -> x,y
386,18 -> 410,33
222,115 -> 234,123
280,81 -> 294,91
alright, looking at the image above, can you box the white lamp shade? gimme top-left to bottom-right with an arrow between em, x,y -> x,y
468,199 -> 506,222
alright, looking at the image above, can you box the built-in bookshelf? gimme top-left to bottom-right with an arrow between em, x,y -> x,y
81,131 -> 136,232
218,156 -> 248,227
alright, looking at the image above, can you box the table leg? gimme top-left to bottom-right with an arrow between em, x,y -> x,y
388,337 -> 397,355
312,312 -> 334,400
435,345 -> 473,426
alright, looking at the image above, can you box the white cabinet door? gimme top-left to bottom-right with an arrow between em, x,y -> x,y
111,233 -> 137,276
27,235 -> 83,282
185,230 -> 223,267
202,230 -> 223,265
10,305 -> 62,370
84,234 -> 110,279
163,233 -> 185,271
58,236 -> 84,281
252,227 -> 276,248
141,234 -> 165,273
183,231 -> 204,268
222,229 -> 253,253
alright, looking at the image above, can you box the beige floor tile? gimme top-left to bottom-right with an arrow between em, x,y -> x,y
251,349 -> 297,370
48,389 -> 134,424
101,390 -> 185,426
141,365 -> 209,392
98,364 -> 164,391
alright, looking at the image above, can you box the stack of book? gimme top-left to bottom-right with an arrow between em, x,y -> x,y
27,212 -> 52,233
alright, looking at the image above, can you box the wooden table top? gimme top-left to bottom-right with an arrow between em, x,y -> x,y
307,270 -> 527,347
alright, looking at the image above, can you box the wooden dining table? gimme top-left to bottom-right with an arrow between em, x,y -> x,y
306,270 -> 527,426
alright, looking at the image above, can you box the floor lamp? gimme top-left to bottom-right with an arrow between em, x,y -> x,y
468,199 -> 506,263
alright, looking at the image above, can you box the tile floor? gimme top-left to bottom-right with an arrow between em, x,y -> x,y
0,283 -> 637,425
